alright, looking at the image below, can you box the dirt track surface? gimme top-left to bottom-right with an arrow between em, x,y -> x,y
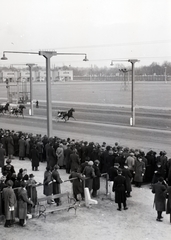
0,158 -> 171,240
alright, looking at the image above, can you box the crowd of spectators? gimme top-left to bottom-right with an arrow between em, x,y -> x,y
0,128 -> 171,226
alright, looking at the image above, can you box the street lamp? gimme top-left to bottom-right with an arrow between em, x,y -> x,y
1,50 -> 88,137
110,59 -> 139,126
164,67 -> 167,83
26,64 -> 35,116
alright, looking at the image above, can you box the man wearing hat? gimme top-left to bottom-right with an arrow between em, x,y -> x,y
52,165 -> 63,206
2,159 -> 15,181
113,169 -> 128,211
2,180 -> 16,227
83,161 -> 96,193
92,160 -> 101,197
17,181 -> 34,226
152,177 -> 167,222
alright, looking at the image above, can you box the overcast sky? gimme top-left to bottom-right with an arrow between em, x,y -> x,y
0,0 -> 171,68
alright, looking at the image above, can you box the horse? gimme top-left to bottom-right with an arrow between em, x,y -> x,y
56,108 -> 75,122
0,103 -> 10,115
10,104 -> 26,118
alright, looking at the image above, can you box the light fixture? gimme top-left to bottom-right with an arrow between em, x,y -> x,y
1,53 -> 8,60
83,54 -> 88,61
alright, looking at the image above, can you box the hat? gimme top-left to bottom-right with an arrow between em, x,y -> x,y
114,163 -> 120,167
54,164 -> 59,169
6,180 -> 14,187
6,159 -> 11,164
94,160 -> 100,165
88,161 -> 93,166
130,153 -> 134,156
29,174 -> 34,178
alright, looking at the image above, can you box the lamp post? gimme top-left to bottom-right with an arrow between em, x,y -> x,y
1,50 -> 88,137
164,67 -> 167,83
26,64 -> 35,116
110,59 -> 139,126
128,59 -> 139,126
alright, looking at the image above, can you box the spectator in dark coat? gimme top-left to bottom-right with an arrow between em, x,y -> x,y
6,133 -> 14,159
2,180 -> 16,227
108,163 -> 119,182
0,143 -> 5,171
48,143 -> 57,170
69,168 -> 84,201
17,181 -> 34,226
166,186 -> 171,223
18,136 -> 26,160
152,177 -> 167,221
52,165 -> 63,206
2,159 -> 15,181
113,169 -> 128,211
92,160 -> 101,197
43,167 -> 53,204
134,155 -> 146,187
83,161 -> 96,192
27,174 -> 38,213
64,144 -> 72,174
31,145 -> 39,171
70,149 -> 80,172
122,164 -> 132,197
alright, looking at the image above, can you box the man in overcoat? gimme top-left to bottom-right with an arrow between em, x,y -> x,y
92,160 -> 101,197
43,167 -> 53,204
69,168 -> 84,201
134,155 -> 146,187
18,136 -> 26,160
0,143 -> 5,171
31,145 -> 39,171
2,180 -> 17,227
83,161 -> 96,192
152,177 -> 167,221
17,181 -> 34,226
113,169 -> 128,211
48,142 -> 57,170
52,165 -> 63,205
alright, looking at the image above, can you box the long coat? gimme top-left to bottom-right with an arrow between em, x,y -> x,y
31,147 -> 39,168
43,170 -> 53,196
0,147 -> 5,167
122,167 -> 132,193
56,146 -> 64,167
83,165 -> 96,191
2,187 -> 16,220
92,164 -> 101,191
134,160 -> 145,183
152,182 -> 167,211
18,187 -> 32,219
27,179 -> 37,205
113,175 -> 127,204
48,146 -> 57,169
52,169 -> 62,195
69,171 -> 84,198
6,136 -> 14,156
166,186 -> 171,214
19,138 -> 26,158
70,153 -> 80,172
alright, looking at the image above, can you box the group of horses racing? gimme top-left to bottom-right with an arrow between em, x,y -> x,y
0,102 -> 75,121
0,103 -> 26,118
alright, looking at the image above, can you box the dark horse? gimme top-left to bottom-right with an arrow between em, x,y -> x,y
0,103 -> 10,114
10,104 -> 26,118
57,108 -> 75,122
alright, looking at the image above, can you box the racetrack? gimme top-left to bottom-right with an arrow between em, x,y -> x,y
0,81 -> 171,155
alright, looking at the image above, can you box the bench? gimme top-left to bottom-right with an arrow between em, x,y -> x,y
37,192 -> 77,220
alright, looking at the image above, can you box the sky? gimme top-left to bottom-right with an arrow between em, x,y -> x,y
0,0 -> 171,68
